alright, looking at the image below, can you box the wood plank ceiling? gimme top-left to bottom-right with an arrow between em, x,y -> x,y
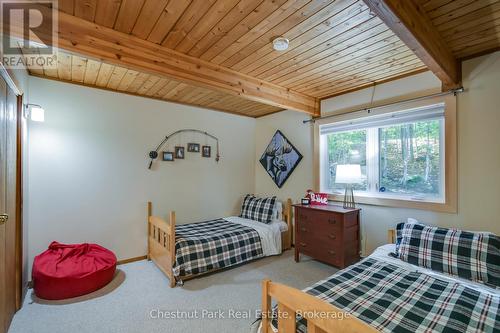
58,0 -> 427,98
420,0 -> 500,59
24,0 -> 500,117
26,50 -> 283,117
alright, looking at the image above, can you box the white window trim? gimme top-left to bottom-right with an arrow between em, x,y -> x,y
313,94 -> 457,213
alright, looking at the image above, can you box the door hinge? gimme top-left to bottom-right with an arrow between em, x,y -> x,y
0,214 -> 8,225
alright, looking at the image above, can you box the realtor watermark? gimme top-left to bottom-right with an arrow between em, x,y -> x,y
149,309 -> 352,321
1,0 -> 58,69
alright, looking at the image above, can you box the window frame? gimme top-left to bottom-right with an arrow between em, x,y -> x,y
314,94 -> 457,213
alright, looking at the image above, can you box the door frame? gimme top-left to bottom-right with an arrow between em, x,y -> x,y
15,94 -> 23,310
0,64 -> 25,310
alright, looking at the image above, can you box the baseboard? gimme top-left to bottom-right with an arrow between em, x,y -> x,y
117,255 -> 148,265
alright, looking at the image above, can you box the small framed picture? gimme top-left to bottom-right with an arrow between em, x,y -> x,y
162,151 -> 174,161
187,143 -> 200,152
175,146 -> 185,159
202,145 -> 211,158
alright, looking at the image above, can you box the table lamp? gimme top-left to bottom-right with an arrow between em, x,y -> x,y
335,164 -> 362,209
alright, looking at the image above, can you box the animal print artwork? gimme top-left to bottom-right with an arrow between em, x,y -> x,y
259,130 -> 302,188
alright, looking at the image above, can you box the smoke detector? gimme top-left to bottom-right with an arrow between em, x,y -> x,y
272,37 -> 289,51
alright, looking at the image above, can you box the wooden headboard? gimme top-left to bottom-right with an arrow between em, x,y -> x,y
281,198 -> 293,251
388,229 -> 396,244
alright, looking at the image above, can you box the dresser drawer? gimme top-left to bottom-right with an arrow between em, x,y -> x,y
296,210 -> 342,231
294,205 -> 360,269
312,210 -> 343,226
296,224 -> 340,246
297,209 -> 342,224
296,240 -> 341,266
316,229 -> 342,245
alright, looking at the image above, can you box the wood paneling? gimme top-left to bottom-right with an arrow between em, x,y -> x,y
30,0 -> 498,111
14,5 -> 318,114
24,50 -> 283,118
42,0 -> 428,102
147,0 -> 192,44
73,0 -> 97,22
161,0 -> 218,49
113,0 -> 145,34
131,0 -> 170,39
94,0 -> 121,28
362,0 -> 460,88
421,0 -> 500,59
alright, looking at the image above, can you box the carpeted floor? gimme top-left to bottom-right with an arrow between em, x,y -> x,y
9,251 -> 336,333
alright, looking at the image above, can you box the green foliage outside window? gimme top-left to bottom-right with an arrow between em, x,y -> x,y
379,120 -> 441,196
327,130 -> 367,191
326,119 -> 442,198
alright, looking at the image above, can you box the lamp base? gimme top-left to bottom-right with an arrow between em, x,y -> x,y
343,184 -> 356,209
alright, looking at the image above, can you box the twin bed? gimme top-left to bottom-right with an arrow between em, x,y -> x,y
261,223 -> 499,333
145,196 -> 499,332
147,198 -> 292,287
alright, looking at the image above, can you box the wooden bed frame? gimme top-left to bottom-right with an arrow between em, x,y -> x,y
261,280 -> 378,333
147,198 -> 293,288
261,230 -> 397,332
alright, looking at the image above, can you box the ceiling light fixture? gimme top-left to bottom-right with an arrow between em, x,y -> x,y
272,37 -> 289,51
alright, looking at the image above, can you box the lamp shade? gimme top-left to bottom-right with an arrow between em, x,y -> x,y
335,164 -> 362,184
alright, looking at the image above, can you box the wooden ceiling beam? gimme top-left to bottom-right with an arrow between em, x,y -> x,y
12,6 -> 319,115
362,0 -> 461,89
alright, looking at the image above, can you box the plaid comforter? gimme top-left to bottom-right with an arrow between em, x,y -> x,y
272,258 -> 500,333
172,219 -> 263,279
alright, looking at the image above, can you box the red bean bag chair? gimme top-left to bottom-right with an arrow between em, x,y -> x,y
32,242 -> 117,300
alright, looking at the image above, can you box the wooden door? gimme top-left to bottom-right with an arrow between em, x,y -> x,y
0,74 -> 18,333
5,82 -> 17,331
0,73 -> 7,333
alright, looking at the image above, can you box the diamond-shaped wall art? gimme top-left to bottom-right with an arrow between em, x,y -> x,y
259,130 -> 303,188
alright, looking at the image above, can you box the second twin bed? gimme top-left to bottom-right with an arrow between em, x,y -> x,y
147,196 -> 292,287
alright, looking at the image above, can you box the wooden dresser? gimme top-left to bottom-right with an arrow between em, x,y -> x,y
293,204 -> 361,269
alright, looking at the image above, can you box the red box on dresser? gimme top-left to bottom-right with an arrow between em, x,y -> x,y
293,204 -> 361,269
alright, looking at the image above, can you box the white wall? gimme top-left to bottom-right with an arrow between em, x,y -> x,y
255,52 -> 500,255
320,71 -> 441,115
254,110 -> 313,202
27,77 -> 256,272
26,51 -> 500,273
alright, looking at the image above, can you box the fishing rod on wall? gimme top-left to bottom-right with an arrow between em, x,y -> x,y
148,129 -> 220,169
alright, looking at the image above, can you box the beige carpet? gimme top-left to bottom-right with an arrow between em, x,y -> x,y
9,251 -> 336,333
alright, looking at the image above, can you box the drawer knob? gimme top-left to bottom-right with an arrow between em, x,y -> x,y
300,242 -> 307,247
328,219 -> 337,225
329,234 -> 336,240
328,250 -> 336,256
300,227 -> 307,232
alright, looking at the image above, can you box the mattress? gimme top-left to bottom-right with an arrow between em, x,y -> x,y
267,244 -> 500,333
224,216 -> 285,256
172,216 -> 285,280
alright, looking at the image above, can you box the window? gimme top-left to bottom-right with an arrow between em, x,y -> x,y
378,120 -> 443,199
327,129 -> 367,192
318,99 -> 454,208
